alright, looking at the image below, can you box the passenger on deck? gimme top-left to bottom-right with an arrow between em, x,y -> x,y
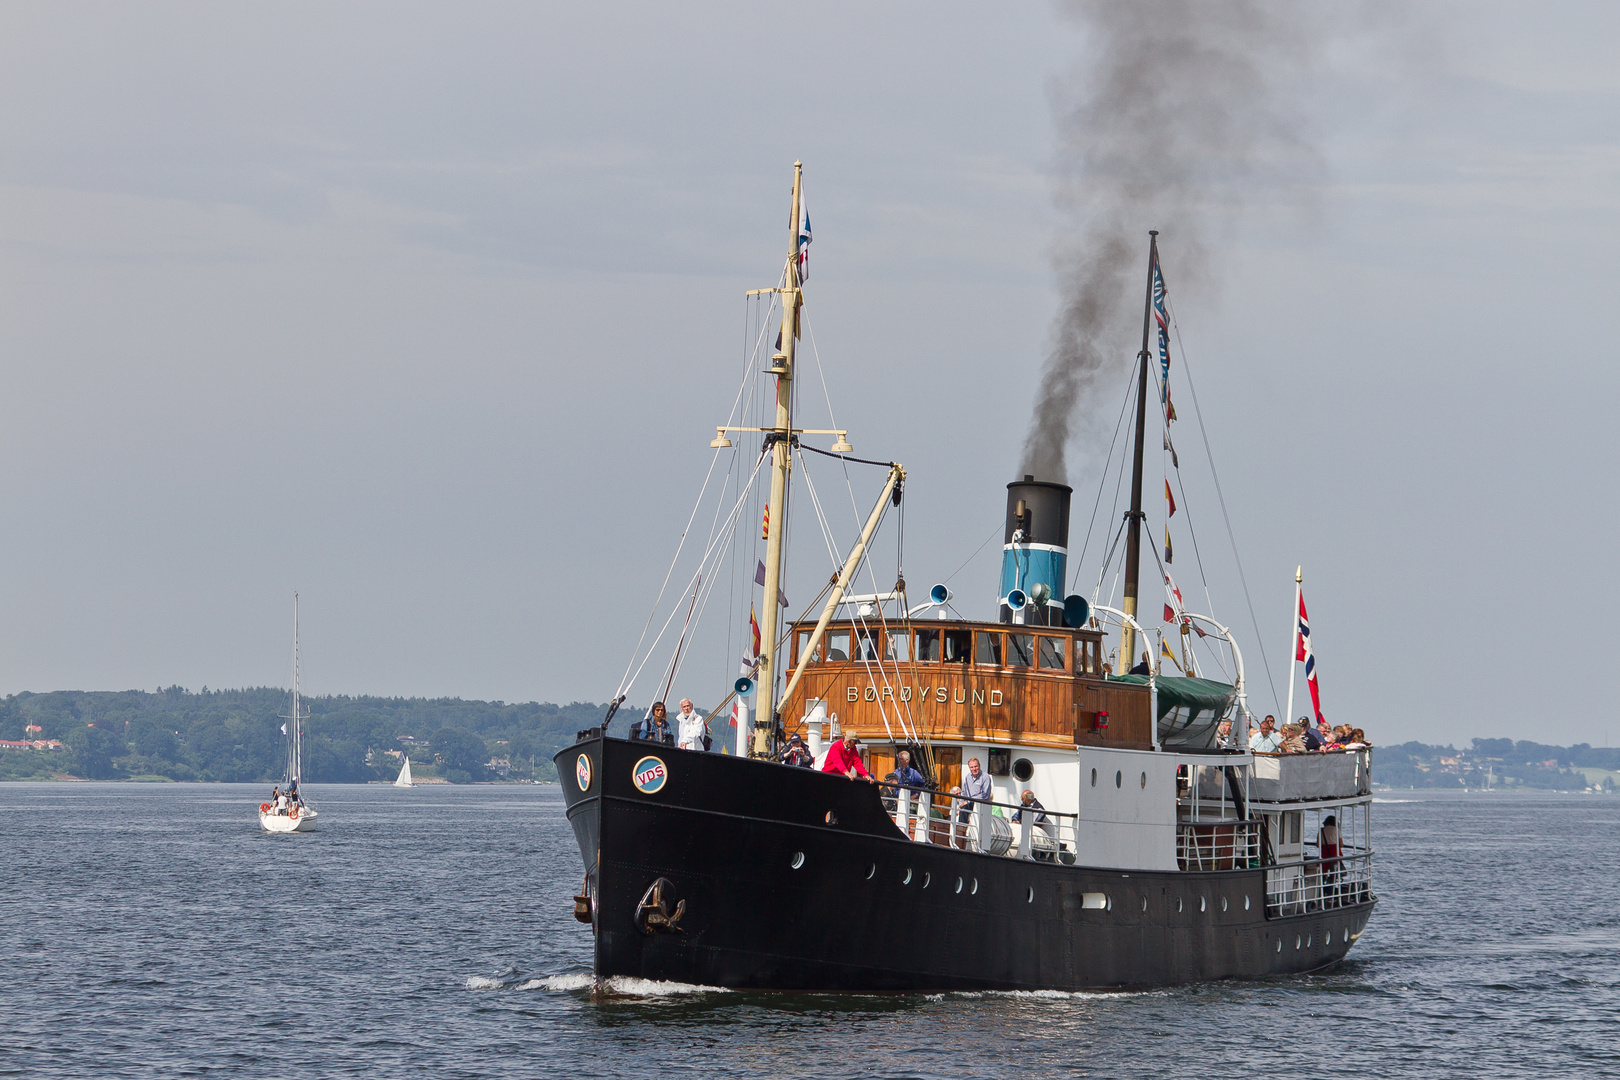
630,702 -> 674,743
1346,727 -> 1370,748
275,789 -> 290,814
958,756 -> 993,823
1320,814 -> 1342,897
1249,716 -> 1283,753
1129,652 -> 1151,676
269,786 -> 281,811
821,730 -> 873,781
891,750 -> 927,790
674,698 -> 706,751
287,780 -> 301,806
1300,716 -> 1324,751
1216,720 -> 1238,750
777,734 -> 814,768
1278,724 -> 1307,754
1012,790 -> 1056,858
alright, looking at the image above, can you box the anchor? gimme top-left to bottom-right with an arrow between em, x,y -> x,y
633,877 -> 686,935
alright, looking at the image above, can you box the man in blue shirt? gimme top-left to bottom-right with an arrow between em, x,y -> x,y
891,750 -> 927,790
957,756 -> 993,824
1249,715 -> 1283,753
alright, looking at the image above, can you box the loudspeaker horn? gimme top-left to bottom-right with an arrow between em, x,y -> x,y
929,583 -> 951,605
1007,589 -> 1027,611
734,677 -> 754,696
1062,594 -> 1091,628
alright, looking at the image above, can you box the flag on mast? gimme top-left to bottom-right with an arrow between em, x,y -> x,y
1163,572 -> 1184,623
1296,590 -> 1324,723
795,191 -> 812,283
1164,527 -> 1174,565
1165,479 -> 1176,517
732,607 -> 762,729
1159,637 -> 1185,674
761,505 -> 769,540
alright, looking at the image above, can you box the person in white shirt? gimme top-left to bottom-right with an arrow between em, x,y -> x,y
1248,715 -> 1283,753
674,698 -> 707,751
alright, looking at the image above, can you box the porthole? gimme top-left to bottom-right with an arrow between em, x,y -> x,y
1141,896 -> 1148,912
1221,896 -> 1228,912
1295,935 -> 1301,950
1176,897 -> 1183,913
1199,896 -> 1207,912
971,878 -> 979,895
790,851 -> 805,869
1343,928 -> 1349,943
1115,770 -> 1122,788
922,872 -> 931,888
1276,939 -> 1282,953
1012,757 -> 1034,782
1090,768 -> 1097,787
902,868 -> 913,885
865,863 -> 876,880
955,876 -> 963,894
1244,895 -> 1251,911
1307,934 -> 1313,947
1026,886 -> 1035,903
825,810 -> 838,825
1140,771 -> 1147,789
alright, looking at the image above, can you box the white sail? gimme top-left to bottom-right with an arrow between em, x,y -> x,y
395,755 -> 414,787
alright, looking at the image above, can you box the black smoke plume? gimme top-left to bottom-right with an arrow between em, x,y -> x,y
1021,0 -> 1321,483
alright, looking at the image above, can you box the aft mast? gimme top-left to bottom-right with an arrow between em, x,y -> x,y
1119,232 -> 1159,673
753,162 -> 805,758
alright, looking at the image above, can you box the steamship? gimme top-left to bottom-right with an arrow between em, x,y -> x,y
555,164 -> 1375,991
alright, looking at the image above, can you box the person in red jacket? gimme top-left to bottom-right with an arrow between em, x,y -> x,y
821,729 -> 872,781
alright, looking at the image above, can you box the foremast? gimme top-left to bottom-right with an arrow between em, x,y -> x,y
752,163 -> 805,757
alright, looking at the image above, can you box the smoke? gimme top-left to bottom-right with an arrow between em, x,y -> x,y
1020,1 -> 1322,483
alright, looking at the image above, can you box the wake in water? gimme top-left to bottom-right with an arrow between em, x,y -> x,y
464,971 -> 731,997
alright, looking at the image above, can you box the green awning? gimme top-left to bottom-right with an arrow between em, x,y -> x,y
1108,674 -> 1237,747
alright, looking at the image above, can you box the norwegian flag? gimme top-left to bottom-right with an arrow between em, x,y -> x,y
1296,590 -> 1324,723
795,192 -> 812,283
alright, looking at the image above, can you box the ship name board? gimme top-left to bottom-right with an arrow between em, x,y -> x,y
845,685 -> 1004,707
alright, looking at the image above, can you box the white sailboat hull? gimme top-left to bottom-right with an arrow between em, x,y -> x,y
259,807 -> 319,833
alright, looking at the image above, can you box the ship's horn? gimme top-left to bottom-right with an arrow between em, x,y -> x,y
930,583 -> 951,605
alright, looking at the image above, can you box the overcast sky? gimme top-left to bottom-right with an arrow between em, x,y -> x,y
1,3 -> 1617,748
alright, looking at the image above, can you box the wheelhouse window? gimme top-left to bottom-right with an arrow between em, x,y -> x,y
794,629 -> 816,666
1007,633 -> 1036,668
1038,635 -> 1067,671
975,630 -> 1002,666
943,628 -> 971,662
826,629 -> 852,662
887,630 -> 911,663
916,628 -> 940,662
918,627 -> 970,663
854,631 -> 880,662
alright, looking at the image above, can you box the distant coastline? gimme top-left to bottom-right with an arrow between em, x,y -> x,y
1,688 -> 624,786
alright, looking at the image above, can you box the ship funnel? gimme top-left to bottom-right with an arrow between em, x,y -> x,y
999,475 -> 1072,626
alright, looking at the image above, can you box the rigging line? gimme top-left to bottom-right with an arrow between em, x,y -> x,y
622,450 -> 769,699
1072,362 -> 1139,594
1148,332 -> 1217,621
1168,304 -> 1281,718
943,524 -> 1001,586
1092,511 -> 1129,606
799,443 -> 895,469
613,438 -> 741,698
1091,368 -> 1138,602
803,313 -> 839,434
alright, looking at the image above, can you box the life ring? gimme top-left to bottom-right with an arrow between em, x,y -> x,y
288,806 -> 299,820
260,802 -> 271,813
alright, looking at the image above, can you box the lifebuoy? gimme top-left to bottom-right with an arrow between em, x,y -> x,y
260,802 -> 271,813
288,807 -> 299,820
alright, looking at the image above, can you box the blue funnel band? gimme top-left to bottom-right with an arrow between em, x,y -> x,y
999,545 -> 1066,608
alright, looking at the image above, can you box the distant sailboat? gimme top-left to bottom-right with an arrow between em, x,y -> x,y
259,594 -> 320,833
395,754 -> 414,787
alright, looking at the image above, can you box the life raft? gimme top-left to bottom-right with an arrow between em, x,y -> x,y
260,802 -> 271,813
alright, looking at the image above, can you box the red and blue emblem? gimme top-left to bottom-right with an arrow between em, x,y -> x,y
575,753 -> 592,792
632,755 -> 668,795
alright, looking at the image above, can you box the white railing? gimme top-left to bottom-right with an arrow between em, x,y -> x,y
879,783 -> 1079,864
1264,850 -> 1373,916
1176,820 -> 1261,871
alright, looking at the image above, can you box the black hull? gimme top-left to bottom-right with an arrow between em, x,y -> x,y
557,735 -> 1374,992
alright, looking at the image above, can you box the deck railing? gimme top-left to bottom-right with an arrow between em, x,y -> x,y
1175,820 -> 1261,871
1264,849 -> 1374,916
878,783 -> 1080,863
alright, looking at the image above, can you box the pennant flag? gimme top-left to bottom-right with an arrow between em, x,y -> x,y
750,605 -> 761,657
1163,572 -> 1184,623
1164,431 -> 1179,469
1165,479 -> 1176,518
1152,258 -> 1171,388
795,191 -> 812,283
754,560 -> 789,606
1296,590 -> 1324,723
1164,527 -> 1174,565
1166,389 -> 1177,423
761,505 -> 770,540
1159,637 -> 1185,674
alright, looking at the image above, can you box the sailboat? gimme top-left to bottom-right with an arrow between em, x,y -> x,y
395,753 -> 414,787
259,594 -> 320,833
555,165 -> 1374,991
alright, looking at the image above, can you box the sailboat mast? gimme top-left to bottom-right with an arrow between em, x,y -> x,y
291,593 -> 301,784
753,162 -> 804,758
1119,231 -> 1159,674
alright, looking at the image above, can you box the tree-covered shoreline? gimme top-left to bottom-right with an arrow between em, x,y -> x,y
0,688 -> 617,784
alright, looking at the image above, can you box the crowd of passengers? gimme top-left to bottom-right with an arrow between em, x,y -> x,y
264,779 -> 304,815
1224,715 -> 1370,754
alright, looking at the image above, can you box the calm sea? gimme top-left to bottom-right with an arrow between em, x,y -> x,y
2,783 -> 1617,1079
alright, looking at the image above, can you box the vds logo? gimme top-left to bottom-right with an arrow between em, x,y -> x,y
575,753 -> 592,792
631,755 -> 668,794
